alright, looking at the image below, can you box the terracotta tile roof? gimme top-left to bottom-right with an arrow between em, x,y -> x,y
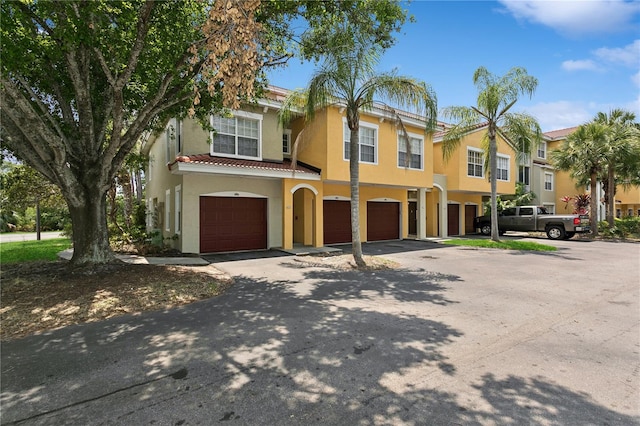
433,122 -> 488,139
544,126 -> 579,140
169,154 -> 321,176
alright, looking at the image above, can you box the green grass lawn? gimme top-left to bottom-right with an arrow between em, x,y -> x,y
0,238 -> 72,264
443,238 -> 557,252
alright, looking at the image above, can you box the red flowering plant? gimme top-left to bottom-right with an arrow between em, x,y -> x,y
573,193 -> 590,215
560,194 -> 590,214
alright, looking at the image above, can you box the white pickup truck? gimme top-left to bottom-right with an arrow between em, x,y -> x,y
474,205 -> 590,240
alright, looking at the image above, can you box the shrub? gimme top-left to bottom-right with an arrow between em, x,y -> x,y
599,217 -> 640,239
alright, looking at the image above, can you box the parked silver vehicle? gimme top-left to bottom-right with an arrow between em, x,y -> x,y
474,206 -> 590,240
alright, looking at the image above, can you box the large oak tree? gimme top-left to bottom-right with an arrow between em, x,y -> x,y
0,0 -> 409,266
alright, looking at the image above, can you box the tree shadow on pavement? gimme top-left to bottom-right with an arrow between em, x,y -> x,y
1,266 -> 636,425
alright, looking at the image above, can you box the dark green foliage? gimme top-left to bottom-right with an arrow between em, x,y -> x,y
599,217 -> 640,239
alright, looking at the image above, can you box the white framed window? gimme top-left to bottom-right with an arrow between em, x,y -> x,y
146,198 -> 153,230
175,119 -> 182,156
175,185 -> 182,234
497,155 -> 510,181
467,148 -> 483,178
537,141 -> 547,159
628,208 -> 633,217
518,165 -> 530,186
210,111 -> 262,160
165,126 -> 172,164
148,156 -> 154,182
343,121 -> 378,164
544,172 -> 554,191
165,189 -> 171,232
398,133 -> 424,170
283,129 -> 292,154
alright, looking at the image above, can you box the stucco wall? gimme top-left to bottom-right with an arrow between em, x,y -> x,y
145,127 -> 183,247
180,174 -> 283,253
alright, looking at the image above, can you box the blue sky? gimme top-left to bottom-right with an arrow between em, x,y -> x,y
266,0 -> 640,132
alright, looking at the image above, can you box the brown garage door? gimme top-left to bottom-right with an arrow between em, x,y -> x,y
367,202 -> 400,241
200,196 -> 267,253
465,205 -> 477,234
323,200 -> 352,244
447,203 -> 460,236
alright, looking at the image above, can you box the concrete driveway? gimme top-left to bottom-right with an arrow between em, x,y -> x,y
1,239 -> 638,425
0,231 -> 65,243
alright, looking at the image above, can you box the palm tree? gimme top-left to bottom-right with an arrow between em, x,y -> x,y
551,122 -> 609,236
280,42 -> 437,267
593,109 -> 640,226
441,67 -> 542,242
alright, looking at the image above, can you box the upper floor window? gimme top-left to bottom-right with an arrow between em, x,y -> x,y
497,155 -> 510,181
344,122 -> 377,164
165,126 -> 172,164
537,141 -> 547,159
398,134 -> 423,170
544,172 -> 554,191
467,148 -> 483,178
283,129 -> 292,154
211,111 -> 262,160
518,165 -> 530,186
175,119 -> 182,156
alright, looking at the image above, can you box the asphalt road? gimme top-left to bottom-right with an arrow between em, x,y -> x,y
0,231 -> 65,243
1,238 -> 638,425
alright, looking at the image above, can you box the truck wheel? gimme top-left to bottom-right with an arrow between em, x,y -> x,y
563,232 -> 575,240
480,224 -> 491,235
546,226 -> 565,240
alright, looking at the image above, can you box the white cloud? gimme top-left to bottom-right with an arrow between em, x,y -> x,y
523,101 -> 594,131
594,40 -> 640,66
498,0 -> 640,36
561,59 -> 601,71
561,40 -> 639,80
625,93 -> 640,115
523,99 -> 640,131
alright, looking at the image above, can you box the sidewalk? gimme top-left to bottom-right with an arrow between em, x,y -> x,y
57,249 -> 210,266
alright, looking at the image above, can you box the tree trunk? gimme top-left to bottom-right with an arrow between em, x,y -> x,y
590,173 -> 599,236
68,191 -> 116,265
349,125 -> 366,268
489,130 -> 500,242
607,164 -> 615,226
134,169 -> 143,202
120,169 -> 133,228
35,196 -> 41,241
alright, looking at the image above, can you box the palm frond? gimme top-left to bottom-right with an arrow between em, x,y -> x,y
500,112 -> 542,163
363,72 -> 438,133
480,132 -> 491,181
278,89 -> 308,127
440,106 -> 482,162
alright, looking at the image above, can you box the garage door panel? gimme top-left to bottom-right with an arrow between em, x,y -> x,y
200,197 -> 267,253
323,200 -> 351,244
367,202 -> 400,241
447,204 -> 460,236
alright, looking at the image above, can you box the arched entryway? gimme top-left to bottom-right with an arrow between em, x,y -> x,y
292,186 -> 317,247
